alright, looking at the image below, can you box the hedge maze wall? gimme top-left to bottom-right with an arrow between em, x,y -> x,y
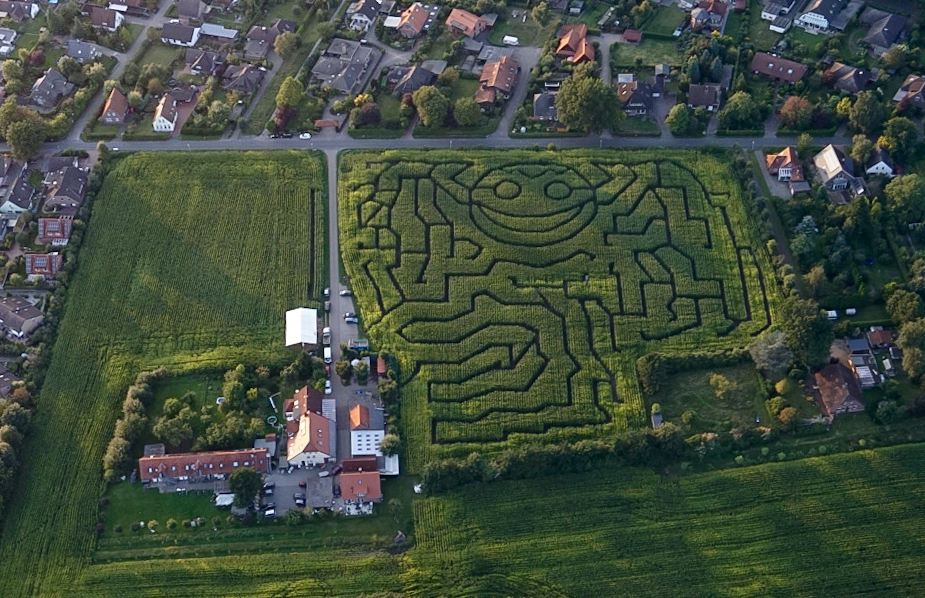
340,150 -> 777,462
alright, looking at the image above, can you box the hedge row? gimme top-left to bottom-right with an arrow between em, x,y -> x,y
636,348 -> 753,396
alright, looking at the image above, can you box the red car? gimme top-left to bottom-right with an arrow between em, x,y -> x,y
325,365 -> 332,378
298,481 -> 307,488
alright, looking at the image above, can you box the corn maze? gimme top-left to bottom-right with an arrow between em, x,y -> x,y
340,149 -> 777,456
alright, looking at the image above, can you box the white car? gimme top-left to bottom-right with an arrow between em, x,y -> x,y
325,380 -> 332,395
344,316 -> 358,324
299,132 -> 312,140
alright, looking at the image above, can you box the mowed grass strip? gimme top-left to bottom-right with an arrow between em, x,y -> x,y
0,151 -> 325,598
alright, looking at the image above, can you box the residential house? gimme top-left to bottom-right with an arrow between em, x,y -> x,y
153,93 -> 178,132
161,22 -> 200,46
25,253 -> 64,280
824,62 -> 873,93
390,65 -> 435,96
310,38 -> 380,95
283,384 -> 324,422
186,49 -> 225,76
66,39 -> 101,63
101,88 -> 128,125
139,448 -> 270,483
687,83 -> 721,111
199,23 -> 239,40
90,6 -> 124,31
860,7 -> 906,56
36,216 -> 73,246
866,327 -> 895,349
555,23 -> 594,64
814,362 -> 865,417
691,0 -> 725,30
350,404 -> 385,456
0,27 -> 15,56
765,146 -> 810,196
348,0 -> 380,31
476,55 -> 518,107
287,410 -> 336,466
340,470 -> 382,503
892,74 -> 925,110
0,296 -> 42,340
177,0 -> 204,22
222,64 -> 264,95
168,84 -> 197,104
761,0 -> 797,20
0,159 -> 34,215
42,167 -> 87,214
245,19 -> 297,60
813,144 -> 866,203
750,52 -> 808,84
848,337 -> 871,354
617,79 -> 653,117
30,69 -> 74,108
0,367 -> 21,396
796,0 -> 844,33
533,92 -> 558,122
445,8 -> 487,38
0,1 -> 38,23
397,2 -> 428,38
865,147 -> 895,178
569,0 -> 583,15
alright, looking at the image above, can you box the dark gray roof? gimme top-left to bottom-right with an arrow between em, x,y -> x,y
4,173 -> 34,210
222,64 -> 264,95
66,40 -> 101,62
863,14 -> 906,49
44,167 -> 87,211
0,367 -> 20,397
803,0 -> 843,20
177,0 -> 201,18
687,83 -> 720,108
30,69 -> 74,107
866,147 -> 893,170
161,22 -> 197,43
533,93 -> 557,120
392,65 -> 435,95
185,49 -> 224,74
0,296 -> 42,336
352,0 -> 380,22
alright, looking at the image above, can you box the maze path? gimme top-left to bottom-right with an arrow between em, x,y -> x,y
342,152 -> 774,446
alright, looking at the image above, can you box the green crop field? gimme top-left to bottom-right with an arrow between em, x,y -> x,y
407,443 -> 925,597
339,149 -> 778,467
0,151 -> 326,598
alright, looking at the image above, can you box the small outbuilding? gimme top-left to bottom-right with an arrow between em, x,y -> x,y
285,307 -> 319,347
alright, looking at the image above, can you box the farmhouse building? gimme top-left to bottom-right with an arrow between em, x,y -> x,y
287,410 -> 336,466
397,2 -> 428,38
340,470 -> 382,502
0,296 -> 43,339
813,144 -> 866,203
284,384 -> 324,421
139,448 -> 270,483
350,404 -> 385,457
555,24 -> 594,64
815,362 -> 865,417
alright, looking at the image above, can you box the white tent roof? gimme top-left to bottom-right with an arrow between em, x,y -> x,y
215,493 -> 235,507
383,15 -> 401,27
286,307 -> 318,347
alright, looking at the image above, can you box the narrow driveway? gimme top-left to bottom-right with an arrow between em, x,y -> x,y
491,45 -> 540,139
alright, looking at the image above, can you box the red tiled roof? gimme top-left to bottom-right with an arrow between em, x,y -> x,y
766,147 -> 799,172
340,471 -> 382,501
479,55 -> 519,93
139,448 -> 269,481
815,363 -> 865,417
102,88 -> 128,120
350,404 -> 370,430
36,216 -> 72,244
445,8 -> 485,37
287,411 -> 334,461
623,28 -> 642,43
399,2 -> 428,36
341,456 -> 378,472
25,253 -> 63,277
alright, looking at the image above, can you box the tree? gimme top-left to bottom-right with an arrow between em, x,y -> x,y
152,407 -> 196,446
127,90 -> 143,109
102,437 -> 131,481
687,56 -> 700,84
555,71 -> 622,133
804,264 -> 828,299
709,56 -> 723,83
849,90 -> 884,135
885,174 -> 925,224
778,297 -> 833,368
56,55 -> 81,81
273,31 -> 299,59
412,85 -> 448,128
334,359 -> 353,383
777,406 -> 798,428
228,466 -> 263,508
709,373 -> 741,402
887,289 -> 924,325
877,117 -> 917,160
796,132 -> 813,157
437,66 -> 459,88
850,134 -> 873,165
351,102 -> 381,127
274,76 -> 303,110
898,318 -> 925,381
881,44 -> 910,70
86,62 -> 108,85
876,400 -> 901,424
665,104 -> 691,136
779,96 -> 812,129
531,1 -> 548,25
379,433 -> 401,456
6,113 -> 46,160
354,360 -> 369,384
454,97 -> 481,127
0,403 -> 31,432
717,91 -> 760,130
317,22 -> 335,41
1,60 -> 22,85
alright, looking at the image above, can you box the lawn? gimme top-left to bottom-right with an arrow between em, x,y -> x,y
648,364 -> 769,432
615,116 -> 661,136
611,38 -> 682,67
746,0 -> 782,50
448,77 -> 479,102
339,149 -> 778,467
408,443 -> 925,597
643,5 -> 686,36
0,151 -> 327,598
135,41 -> 181,69
487,12 -> 558,47
103,483 -> 227,535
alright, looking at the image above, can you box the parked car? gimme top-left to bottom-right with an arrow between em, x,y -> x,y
294,493 -> 306,507
325,365 -> 332,378
324,300 -> 331,312
324,287 -> 330,297
262,487 -> 274,496
264,509 -> 276,517
325,380 -> 332,394
333,484 -> 341,498
332,464 -> 343,475
281,132 -> 293,138
345,316 -> 358,324
262,502 -> 275,511
339,289 -> 352,296
343,312 -> 356,319
299,132 -> 312,140
298,480 -> 307,488
318,470 -> 330,477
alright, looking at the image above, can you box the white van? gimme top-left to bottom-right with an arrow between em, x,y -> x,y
324,347 -> 332,364
826,310 -> 838,320
502,35 -> 519,46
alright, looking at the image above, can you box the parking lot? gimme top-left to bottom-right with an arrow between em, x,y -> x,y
262,465 -> 334,514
